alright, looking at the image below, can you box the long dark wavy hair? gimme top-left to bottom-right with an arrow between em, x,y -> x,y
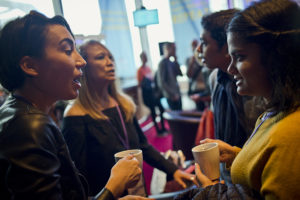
227,0 -> 300,114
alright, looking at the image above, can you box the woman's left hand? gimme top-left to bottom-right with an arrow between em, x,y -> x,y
173,169 -> 199,188
195,163 -> 224,187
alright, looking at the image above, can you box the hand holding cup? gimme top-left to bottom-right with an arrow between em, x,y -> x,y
200,138 -> 236,166
192,142 -> 220,181
105,155 -> 141,198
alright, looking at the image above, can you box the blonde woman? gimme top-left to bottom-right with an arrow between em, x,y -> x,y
62,40 -> 197,197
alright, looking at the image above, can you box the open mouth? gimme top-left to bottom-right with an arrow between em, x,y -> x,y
107,68 -> 115,74
72,76 -> 82,88
73,78 -> 80,83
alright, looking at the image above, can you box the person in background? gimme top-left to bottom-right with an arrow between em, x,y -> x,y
195,9 -> 265,184
0,11 -> 146,200
62,40 -> 197,197
137,51 -> 167,135
178,0 -> 300,199
156,42 -> 183,110
186,39 -> 208,111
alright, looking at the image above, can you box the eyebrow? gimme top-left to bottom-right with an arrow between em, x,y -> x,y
59,38 -> 74,46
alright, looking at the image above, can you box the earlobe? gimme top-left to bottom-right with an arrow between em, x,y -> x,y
19,56 -> 39,76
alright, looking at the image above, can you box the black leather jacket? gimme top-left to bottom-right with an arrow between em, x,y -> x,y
0,96 -> 113,200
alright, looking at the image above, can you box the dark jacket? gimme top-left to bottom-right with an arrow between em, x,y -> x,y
0,96 -> 113,200
174,183 -> 262,200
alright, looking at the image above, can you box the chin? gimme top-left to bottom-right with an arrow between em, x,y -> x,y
237,88 -> 250,96
64,91 -> 78,101
204,63 -> 216,70
107,77 -> 115,82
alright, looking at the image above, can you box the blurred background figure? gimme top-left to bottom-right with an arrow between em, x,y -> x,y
186,39 -> 211,111
137,51 -> 167,135
156,42 -> 182,111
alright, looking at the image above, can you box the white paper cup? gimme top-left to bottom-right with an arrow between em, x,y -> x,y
114,149 -> 146,196
192,143 -> 220,180
114,149 -> 143,168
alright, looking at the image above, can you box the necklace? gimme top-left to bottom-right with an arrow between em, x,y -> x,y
246,111 -> 274,145
109,103 -> 130,150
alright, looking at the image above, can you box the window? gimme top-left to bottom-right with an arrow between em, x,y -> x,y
61,0 -> 101,36
0,0 -> 54,28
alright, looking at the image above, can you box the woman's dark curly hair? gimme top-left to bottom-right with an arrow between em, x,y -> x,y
0,11 -> 73,92
227,0 -> 300,114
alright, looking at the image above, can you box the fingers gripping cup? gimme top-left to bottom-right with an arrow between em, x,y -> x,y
114,149 -> 146,196
114,149 -> 143,168
192,143 -> 220,181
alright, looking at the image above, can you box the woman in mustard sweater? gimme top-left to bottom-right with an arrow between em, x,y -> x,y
190,0 -> 300,199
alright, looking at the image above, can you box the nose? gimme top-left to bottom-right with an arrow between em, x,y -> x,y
227,59 -> 237,75
75,51 -> 86,69
105,56 -> 113,66
196,43 -> 202,53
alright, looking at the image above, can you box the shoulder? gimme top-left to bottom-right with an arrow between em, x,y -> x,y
269,109 -> 300,143
208,69 -> 218,83
137,66 -> 143,73
158,58 -> 168,66
208,69 -> 218,90
64,101 -> 87,117
0,99 -> 57,135
0,111 -> 60,150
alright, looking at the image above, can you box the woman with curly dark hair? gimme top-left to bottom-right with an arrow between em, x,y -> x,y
177,0 -> 300,199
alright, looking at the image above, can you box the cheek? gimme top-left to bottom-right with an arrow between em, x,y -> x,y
205,46 -> 217,59
88,66 -> 105,81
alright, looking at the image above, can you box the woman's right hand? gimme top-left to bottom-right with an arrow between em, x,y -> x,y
105,155 -> 142,198
200,138 -> 236,166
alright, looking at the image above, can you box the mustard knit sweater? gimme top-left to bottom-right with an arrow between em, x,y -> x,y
231,108 -> 300,200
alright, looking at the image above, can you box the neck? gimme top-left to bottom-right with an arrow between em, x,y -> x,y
91,83 -> 116,110
14,88 -> 53,114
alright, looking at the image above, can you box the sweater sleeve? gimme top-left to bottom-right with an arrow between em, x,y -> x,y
133,118 -> 178,180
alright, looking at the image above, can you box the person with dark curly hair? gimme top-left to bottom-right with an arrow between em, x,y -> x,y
177,0 -> 300,199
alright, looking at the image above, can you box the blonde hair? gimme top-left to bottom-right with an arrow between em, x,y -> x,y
77,40 -> 136,121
